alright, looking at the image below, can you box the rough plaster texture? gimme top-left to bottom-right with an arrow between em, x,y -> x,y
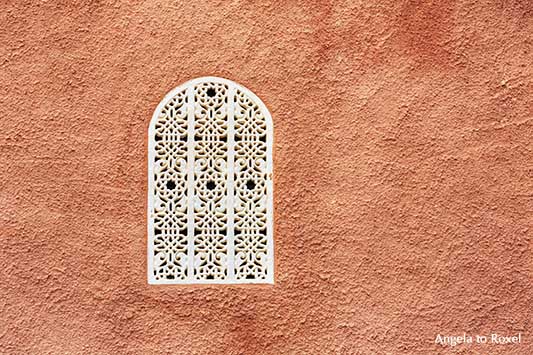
0,1 -> 532,354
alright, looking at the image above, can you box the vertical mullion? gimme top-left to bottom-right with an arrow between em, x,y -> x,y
266,111 -> 274,283
227,86 -> 235,280
186,86 -> 195,281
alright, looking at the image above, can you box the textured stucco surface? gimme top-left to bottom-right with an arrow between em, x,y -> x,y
0,1 -> 532,354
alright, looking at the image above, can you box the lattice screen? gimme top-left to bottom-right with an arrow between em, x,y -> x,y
148,77 -> 274,284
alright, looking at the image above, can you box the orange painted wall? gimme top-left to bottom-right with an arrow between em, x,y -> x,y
1,1 -> 531,354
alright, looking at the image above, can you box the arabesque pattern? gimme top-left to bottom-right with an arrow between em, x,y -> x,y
148,77 -> 273,284
234,89 -> 269,280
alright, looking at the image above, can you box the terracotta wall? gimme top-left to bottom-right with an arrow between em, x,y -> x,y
1,1 -> 531,354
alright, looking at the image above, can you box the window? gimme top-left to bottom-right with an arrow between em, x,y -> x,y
148,77 -> 274,284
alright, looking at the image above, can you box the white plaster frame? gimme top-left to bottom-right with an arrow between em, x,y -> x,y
147,77 -> 274,284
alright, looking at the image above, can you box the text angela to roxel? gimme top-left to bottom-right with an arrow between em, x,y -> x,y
435,333 -> 523,347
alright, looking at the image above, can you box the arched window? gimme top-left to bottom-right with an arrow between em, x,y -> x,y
148,77 -> 274,284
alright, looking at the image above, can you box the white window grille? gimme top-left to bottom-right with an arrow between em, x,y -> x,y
148,77 -> 274,284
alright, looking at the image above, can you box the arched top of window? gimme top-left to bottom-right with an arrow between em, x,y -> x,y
148,77 -> 274,284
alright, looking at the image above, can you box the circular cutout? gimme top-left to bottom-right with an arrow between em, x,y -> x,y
206,180 -> 216,190
206,88 -> 216,97
246,179 -> 256,190
166,180 -> 176,190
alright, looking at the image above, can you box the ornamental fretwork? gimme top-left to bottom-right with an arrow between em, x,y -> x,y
148,77 -> 273,284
